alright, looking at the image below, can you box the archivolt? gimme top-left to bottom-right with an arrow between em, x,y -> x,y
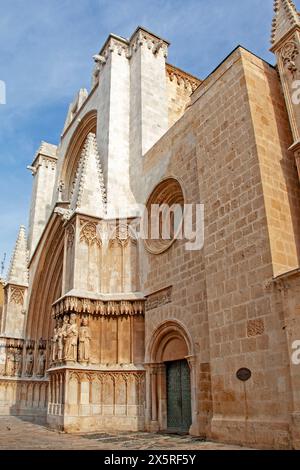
26,215 -> 64,342
60,110 -> 97,198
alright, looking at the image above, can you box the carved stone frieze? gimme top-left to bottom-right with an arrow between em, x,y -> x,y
166,64 -> 200,92
52,296 -> 145,318
67,368 -> 145,386
145,286 -> 172,311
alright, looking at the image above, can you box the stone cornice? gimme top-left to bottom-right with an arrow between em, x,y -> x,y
30,141 -> 58,168
129,28 -> 169,58
93,26 -> 170,80
52,295 -> 145,317
166,63 -> 201,92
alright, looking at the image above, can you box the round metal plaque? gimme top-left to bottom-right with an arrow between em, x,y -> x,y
236,368 -> 251,382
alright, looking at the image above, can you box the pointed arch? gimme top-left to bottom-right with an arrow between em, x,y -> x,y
60,110 -> 97,198
26,215 -> 64,342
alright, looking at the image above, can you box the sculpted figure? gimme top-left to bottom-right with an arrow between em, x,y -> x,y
25,350 -> 34,377
5,351 -> 15,376
14,350 -> 23,377
51,321 -> 59,364
64,314 -> 78,362
58,317 -> 68,362
37,350 -> 46,377
78,317 -> 91,364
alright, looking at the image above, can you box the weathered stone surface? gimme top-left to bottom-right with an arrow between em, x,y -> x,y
1,7 -> 300,450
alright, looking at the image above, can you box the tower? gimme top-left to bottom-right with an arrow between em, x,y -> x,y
27,141 -> 58,255
0,226 -> 29,338
271,0 -> 300,176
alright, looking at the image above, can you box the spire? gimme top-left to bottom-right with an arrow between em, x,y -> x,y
70,132 -> 107,218
7,225 -> 29,286
271,0 -> 300,47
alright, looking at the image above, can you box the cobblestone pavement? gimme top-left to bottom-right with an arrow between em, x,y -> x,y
0,417 -> 252,450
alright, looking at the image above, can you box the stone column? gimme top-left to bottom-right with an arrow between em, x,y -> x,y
157,363 -> 167,430
151,367 -> 158,422
186,355 -> 200,436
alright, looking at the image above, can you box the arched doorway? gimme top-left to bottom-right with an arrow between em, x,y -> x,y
145,320 -> 197,434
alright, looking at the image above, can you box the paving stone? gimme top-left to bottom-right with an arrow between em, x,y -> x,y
0,417 -> 253,450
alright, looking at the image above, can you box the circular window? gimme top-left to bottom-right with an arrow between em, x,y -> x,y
144,178 -> 184,255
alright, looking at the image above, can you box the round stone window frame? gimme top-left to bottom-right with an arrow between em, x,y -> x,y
144,177 -> 185,255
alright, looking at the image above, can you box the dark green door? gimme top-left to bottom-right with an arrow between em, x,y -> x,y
166,360 -> 192,432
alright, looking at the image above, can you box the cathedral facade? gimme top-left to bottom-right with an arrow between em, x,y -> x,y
1,0 -> 300,449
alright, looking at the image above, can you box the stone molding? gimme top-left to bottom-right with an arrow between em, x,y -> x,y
166,64 -> 201,92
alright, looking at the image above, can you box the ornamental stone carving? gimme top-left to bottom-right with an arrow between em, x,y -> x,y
52,296 -> 145,317
37,350 -> 46,377
66,224 -> 75,248
78,318 -> 91,365
247,319 -> 265,337
146,286 -> 172,311
80,221 -> 101,247
25,350 -> 34,377
63,314 -> 78,362
10,286 -> 25,305
281,40 -> 299,76
57,318 -> 64,362
166,64 -> 200,92
5,351 -> 15,376
14,350 -> 23,377
51,320 -> 59,364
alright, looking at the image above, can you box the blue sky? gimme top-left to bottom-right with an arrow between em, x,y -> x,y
0,0 -> 296,273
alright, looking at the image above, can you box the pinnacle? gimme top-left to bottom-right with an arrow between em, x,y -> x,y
7,225 -> 29,286
70,132 -> 107,218
271,0 -> 300,46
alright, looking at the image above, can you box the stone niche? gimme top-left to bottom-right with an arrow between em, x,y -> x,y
47,296 -> 145,432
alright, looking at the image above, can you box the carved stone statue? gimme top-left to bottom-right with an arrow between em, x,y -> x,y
37,350 -> 46,377
14,350 -> 23,377
25,350 -> 34,377
51,320 -> 60,363
58,316 -> 68,362
63,314 -> 78,362
78,317 -> 91,364
5,351 -> 15,376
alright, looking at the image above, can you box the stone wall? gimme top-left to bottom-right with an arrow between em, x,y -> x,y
140,46 -> 298,448
242,50 -> 300,276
